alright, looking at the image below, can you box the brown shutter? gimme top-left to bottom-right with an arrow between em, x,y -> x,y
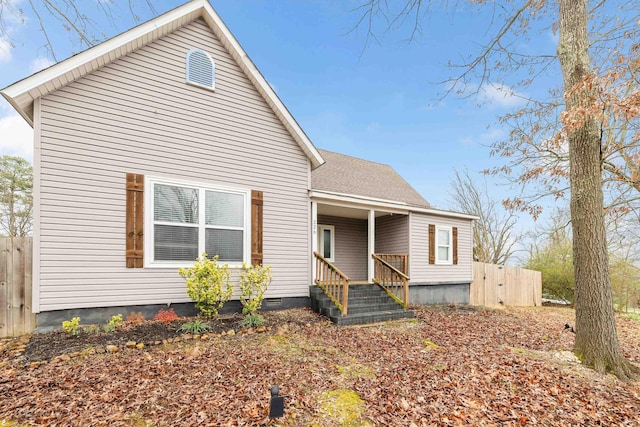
251,190 -> 263,266
428,224 -> 435,265
452,227 -> 458,265
126,173 -> 144,268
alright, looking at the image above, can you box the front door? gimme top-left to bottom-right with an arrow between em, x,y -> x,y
317,224 -> 335,262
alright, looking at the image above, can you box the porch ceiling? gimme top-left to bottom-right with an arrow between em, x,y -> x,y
317,204 -> 396,219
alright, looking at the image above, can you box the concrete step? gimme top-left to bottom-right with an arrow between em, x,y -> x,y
321,302 -> 405,317
309,284 -> 414,326
330,309 -> 415,326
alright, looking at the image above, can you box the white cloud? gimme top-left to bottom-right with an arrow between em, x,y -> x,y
29,57 -> 54,73
478,83 -> 526,108
0,113 -> 33,162
365,121 -> 380,132
459,127 -> 506,146
0,37 -> 13,62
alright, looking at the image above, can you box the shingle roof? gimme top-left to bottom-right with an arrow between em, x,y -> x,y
311,149 -> 430,208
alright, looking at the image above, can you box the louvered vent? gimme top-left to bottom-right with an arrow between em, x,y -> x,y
186,49 -> 215,90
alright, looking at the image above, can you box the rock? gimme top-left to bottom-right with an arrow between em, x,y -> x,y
226,329 -> 235,336
182,334 -> 192,340
136,343 -> 144,349
162,339 -> 168,345
246,328 -> 255,335
154,341 -> 161,346
95,346 -> 106,354
125,341 -> 137,349
193,334 -> 201,340
305,323 -> 311,328
256,326 -> 267,333
106,345 -> 118,353
220,331 -> 226,336
201,334 -> 209,340
57,354 -> 71,362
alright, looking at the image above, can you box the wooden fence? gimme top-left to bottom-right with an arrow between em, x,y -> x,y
470,262 -> 542,307
0,237 -> 35,338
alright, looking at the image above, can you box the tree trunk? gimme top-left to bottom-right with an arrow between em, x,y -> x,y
557,0 -> 637,380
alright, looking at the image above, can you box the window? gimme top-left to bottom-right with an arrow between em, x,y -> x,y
317,225 -> 335,262
186,48 -> 215,90
146,177 -> 249,267
436,226 -> 452,264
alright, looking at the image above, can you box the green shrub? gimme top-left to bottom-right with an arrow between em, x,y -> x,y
62,317 -> 81,336
239,263 -> 272,316
179,254 -> 233,318
178,320 -> 211,334
242,314 -> 265,328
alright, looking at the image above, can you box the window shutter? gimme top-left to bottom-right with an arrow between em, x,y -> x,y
452,227 -> 458,265
126,173 -> 144,268
428,224 -> 435,265
251,190 -> 263,266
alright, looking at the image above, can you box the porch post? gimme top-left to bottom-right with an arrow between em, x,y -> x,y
368,209 -> 375,283
311,201 -> 318,283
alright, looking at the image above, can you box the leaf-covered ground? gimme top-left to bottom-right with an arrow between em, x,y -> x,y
1,306 -> 640,426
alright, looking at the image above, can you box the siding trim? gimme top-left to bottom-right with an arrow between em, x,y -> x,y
32,98 -> 42,313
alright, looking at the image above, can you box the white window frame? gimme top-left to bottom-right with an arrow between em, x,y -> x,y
318,224 -> 335,263
185,48 -> 216,91
435,226 -> 453,265
144,176 -> 250,268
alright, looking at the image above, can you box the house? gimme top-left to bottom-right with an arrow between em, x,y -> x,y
1,0 -> 476,327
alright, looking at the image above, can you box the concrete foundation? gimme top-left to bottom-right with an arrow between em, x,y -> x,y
408,282 -> 470,305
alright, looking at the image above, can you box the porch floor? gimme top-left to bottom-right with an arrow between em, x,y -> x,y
310,284 -> 414,326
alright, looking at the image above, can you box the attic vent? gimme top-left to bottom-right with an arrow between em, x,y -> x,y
186,48 -> 215,90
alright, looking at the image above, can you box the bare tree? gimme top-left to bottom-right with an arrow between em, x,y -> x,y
0,0 -> 158,61
449,168 -> 518,264
354,0 -> 640,379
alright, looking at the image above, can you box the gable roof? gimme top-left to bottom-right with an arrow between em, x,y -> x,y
311,149 -> 431,208
0,0 -> 324,169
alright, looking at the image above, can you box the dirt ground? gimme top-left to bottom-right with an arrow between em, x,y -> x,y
1,306 -> 640,426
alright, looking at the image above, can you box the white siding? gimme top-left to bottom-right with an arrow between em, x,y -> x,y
409,212 -> 473,284
317,215 -> 368,281
375,214 -> 409,254
37,19 -> 311,311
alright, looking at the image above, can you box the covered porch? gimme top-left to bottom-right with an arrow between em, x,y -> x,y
310,195 -> 413,320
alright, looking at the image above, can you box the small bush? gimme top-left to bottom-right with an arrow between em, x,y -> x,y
126,312 -> 145,325
178,320 -> 211,334
179,254 -> 233,318
109,314 -> 123,328
62,317 -> 81,336
239,263 -> 272,316
242,314 -> 265,328
153,308 -> 178,322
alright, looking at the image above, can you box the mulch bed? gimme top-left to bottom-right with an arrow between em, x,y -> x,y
10,309 -> 324,364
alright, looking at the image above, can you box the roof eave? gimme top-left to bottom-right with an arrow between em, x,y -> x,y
310,189 -> 478,220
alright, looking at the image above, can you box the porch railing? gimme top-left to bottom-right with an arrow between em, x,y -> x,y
374,253 -> 408,275
372,253 -> 409,309
314,252 -> 350,316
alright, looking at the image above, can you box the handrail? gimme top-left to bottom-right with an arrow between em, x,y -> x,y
374,253 -> 408,275
372,253 -> 409,309
314,252 -> 350,316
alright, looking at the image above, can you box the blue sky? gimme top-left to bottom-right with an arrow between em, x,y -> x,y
0,0 -> 560,223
